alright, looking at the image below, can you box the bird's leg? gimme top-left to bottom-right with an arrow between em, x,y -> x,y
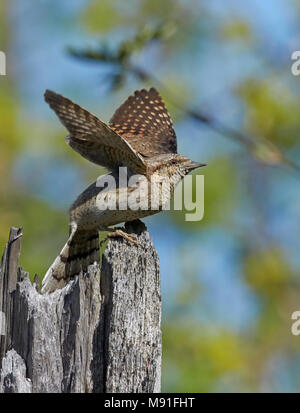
107,229 -> 139,246
100,227 -> 139,247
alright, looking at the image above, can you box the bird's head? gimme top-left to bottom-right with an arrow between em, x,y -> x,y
147,153 -> 206,178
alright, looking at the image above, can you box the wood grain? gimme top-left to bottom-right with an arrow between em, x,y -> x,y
0,221 -> 161,393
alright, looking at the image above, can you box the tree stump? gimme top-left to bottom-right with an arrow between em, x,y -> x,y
0,221 -> 161,393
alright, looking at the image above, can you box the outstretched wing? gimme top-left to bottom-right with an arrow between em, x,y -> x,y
109,88 -> 177,157
44,90 -> 146,173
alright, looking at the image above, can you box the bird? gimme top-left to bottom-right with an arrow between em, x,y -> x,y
42,87 -> 205,293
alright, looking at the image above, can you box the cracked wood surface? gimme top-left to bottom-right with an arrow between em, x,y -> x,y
0,221 -> 161,393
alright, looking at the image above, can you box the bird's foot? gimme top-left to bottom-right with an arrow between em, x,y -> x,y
109,229 -> 140,246
100,229 -> 140,247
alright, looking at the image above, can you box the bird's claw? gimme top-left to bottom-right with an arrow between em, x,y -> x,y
100,229 -> 140,247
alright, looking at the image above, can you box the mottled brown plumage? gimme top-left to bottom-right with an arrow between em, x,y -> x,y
109,88 -> 177,156
42,88 -> 205,293
44,90 -> 146,173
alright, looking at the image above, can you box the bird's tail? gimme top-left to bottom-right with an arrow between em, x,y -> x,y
41,229 -> 100,294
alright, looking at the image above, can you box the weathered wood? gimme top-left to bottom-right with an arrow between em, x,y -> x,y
0,227 -> 23,362
0,220 -> 161,393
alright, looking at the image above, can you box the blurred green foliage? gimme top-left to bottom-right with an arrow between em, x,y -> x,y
221,21 -> 253,43
238,79 -> 300,148
163,324 -> 249,392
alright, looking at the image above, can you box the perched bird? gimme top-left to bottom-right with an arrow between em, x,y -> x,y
42,88 -> 205,293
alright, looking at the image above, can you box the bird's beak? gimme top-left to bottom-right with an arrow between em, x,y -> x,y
186,161 -> 207,171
